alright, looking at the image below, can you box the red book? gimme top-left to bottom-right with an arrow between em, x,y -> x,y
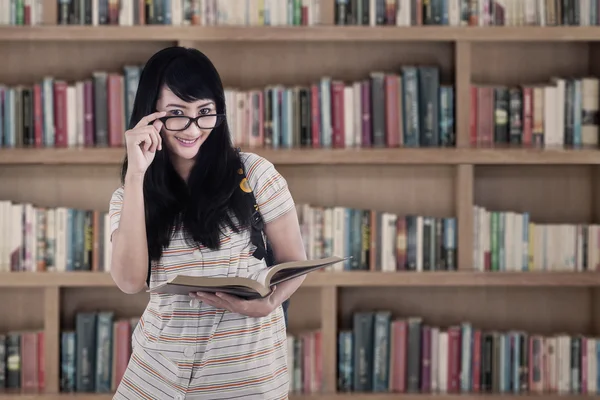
112,320 -> 132,391
469,86 -> 478,146
331,80 -> 345,148
384,74 -> 401,147
521,86 -> 533,146
33,84 -> 43,147
447,326 -> 461,393
471,329 -> 482,392
53,81 -> 68,147
390,319 -> 407,392
107,74 -> 124,147
310,84 -> 321,148
20,331 -> 38,391
37,331 -> 45,390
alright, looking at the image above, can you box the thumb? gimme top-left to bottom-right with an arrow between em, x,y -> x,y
152,119 -> 163,131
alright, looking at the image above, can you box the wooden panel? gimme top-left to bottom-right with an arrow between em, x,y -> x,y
471,42 -> 591,86
279,165 -> 456,218
474,165 -> 594,224
456,165 -> 474,270
59,286 -> 319,334
0,289 -> 45,332
454,41 -> 471,147
320,287 -> 337,393
286,287 -> 322,334
182,41 -> 454,89
3,147 -> 600,165
0,165 -> 122,211
0,41 -> 173,84
60,287 -> 148,331
4,26 -> 600,42
44,287 -> 60,393
339,286 -> 593,336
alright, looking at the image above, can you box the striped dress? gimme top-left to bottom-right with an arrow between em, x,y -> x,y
109,152 -> 295,400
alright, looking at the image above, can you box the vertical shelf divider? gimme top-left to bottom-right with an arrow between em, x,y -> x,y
320,286 -> 337,394
44,286 -> 60,394
454,40 -> 474,271
456,164 -> 474,271
454,40 -> 472,148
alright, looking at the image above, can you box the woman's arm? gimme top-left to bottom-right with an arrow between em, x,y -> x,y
262,208 -> 307,305
192,153 -> 306,316
109,174 -> 150,294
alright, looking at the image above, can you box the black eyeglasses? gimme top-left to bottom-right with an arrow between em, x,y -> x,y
158,114 -> 226,131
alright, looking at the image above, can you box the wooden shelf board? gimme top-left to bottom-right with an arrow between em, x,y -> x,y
0,393 -> 597,399
0,147 -> 599,166
1,271 -> 599,288
2,26 -> 600,42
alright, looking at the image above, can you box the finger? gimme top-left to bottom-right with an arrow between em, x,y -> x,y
199,293 -> 234,311
130,132 -> 151,151
147,128 -> 159,153
141,132 -> 153,152
134,111 -> 167,129
215,292 -> 244,305
215,293 -> 247,313
202,297 -> 231,311
152,120 -> 163,151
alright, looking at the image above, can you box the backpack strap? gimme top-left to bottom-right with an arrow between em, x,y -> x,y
235,158 -> 268,262
236,150 -> 290,326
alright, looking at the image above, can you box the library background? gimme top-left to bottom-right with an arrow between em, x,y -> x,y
1,0 -> 600,399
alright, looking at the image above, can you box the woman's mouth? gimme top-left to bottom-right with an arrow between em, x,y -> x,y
175,136 -> 199,147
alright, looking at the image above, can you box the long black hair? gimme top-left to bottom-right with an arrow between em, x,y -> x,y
120,46 -> 253,262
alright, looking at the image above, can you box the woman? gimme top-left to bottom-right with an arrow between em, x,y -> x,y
108,46 -> 306,399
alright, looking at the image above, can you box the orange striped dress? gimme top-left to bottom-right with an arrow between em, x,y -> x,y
109,152 -> 295,400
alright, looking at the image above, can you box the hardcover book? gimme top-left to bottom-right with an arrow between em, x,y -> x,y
148,255 -> 348,299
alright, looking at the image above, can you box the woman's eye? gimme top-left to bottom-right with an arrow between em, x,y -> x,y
199,108 -> 212,115
170,110 -> 183,116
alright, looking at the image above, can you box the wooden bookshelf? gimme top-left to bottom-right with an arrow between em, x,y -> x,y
2,0 -> 600,397
0,395 -> 598,400
2,271 -> 600,288
1,147 -> 600,165
3,25 -> 600,42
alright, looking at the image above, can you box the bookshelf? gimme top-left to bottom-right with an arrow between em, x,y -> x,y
1,0 -> 600,398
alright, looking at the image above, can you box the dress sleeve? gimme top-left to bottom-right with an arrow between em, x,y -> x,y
244,153 -> 296,224
108,186 -> 125,240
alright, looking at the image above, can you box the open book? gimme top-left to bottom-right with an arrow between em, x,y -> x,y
148,255 -> 348,299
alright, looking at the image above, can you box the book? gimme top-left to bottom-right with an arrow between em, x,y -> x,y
148,255 -> 348,299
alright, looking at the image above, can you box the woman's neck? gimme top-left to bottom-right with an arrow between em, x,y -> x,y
171,157 -> 195,182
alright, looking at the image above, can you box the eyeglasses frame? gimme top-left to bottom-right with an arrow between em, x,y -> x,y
157,114 -> 226,131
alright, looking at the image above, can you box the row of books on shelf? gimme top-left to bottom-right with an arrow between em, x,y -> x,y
4,0 -> 597,29
2,199 -> 599,273
470,78 -> 600,149
0,65 -> 455,149
473,205 -> 600,272
60,312 -> 138,393
0,329 -> 45,390
3,311 -> 600,395
339,311 -> 600,394
297,204 -> 457,272
0,0 -> 322,27
0,66 -> 142,149
0,309 -> 320,394
0,200 -> 111,273
335,0 -> 600,27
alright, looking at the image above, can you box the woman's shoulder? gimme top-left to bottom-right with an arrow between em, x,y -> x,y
238,151 -> 273,173
110,185 -> 125,201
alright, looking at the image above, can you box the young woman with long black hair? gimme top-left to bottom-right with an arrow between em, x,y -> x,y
108,46 -> 306,399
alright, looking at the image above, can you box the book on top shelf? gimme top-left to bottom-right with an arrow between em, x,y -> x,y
149,255 -> 348,298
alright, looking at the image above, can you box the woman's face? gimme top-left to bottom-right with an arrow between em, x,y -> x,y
155,85 -> 217,161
